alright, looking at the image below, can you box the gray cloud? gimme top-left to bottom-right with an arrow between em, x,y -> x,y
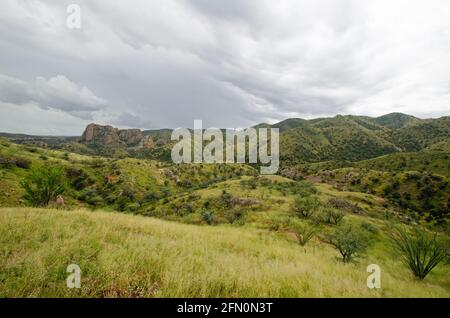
0,0 -> 449,135
0,73 -> 107,119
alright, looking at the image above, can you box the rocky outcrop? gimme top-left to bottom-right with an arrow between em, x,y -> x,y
80,123 -> 153,148
81,124 -> 119,146
118,129 -> 143,147
141,135 -> 155,149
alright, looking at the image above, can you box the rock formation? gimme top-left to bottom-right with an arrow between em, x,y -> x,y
80,123 -> 152,148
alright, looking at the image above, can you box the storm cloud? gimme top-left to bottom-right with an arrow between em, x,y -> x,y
0,0 -> 449,135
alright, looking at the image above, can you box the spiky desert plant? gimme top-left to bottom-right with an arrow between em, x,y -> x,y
293,222 -> 319,246
389,226 -> 447,280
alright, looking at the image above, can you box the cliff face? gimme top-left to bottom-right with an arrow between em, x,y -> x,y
117,128 -> 143,147
80,124 -> 153,148
81,124 -> 119,146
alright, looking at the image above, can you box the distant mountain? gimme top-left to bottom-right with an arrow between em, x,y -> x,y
1,113 -> 448,163
271,118 -> 310,132
372,112 -> 421,129
386,116 -> 450,151
279,115 -> 401,164
264,113 -> 449,165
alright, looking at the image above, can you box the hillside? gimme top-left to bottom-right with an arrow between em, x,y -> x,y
279,115 -> 401,164
277,114 -> 448,164
3,113 -> 448,165
1,207 -> 449,297
1,122 -> 449,298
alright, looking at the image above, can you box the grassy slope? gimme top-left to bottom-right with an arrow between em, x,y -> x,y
1,207 -> 449,298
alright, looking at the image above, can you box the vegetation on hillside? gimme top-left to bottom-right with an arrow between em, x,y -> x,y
0,208 -> 448,297
0,112 -> 448,298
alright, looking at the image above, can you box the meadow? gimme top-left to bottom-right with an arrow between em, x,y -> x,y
1,207 -> 449,297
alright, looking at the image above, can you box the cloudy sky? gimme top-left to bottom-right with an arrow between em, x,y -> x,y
0,0 -> 450,135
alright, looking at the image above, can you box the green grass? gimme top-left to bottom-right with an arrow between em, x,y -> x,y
1,207 -> 449,297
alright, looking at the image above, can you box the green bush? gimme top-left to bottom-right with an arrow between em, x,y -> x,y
316,206 -> 345,225
292,196 -> 320,218
20,166 -> 65,206
328,224 -> 369,263
389,226 -> 447,280
293,222 -> 318,246
201,210 -> 215,225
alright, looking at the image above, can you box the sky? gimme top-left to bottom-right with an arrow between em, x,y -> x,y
0,0 -> 450,135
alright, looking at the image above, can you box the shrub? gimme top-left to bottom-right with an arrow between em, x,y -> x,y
143,192 -> 160,203
316,206 -> 345,225
201,210 -> 214,225
0,155 -> 31,169
120,187 -> 135,200
389,226 -> 447,280
65,167 -> 93,190
0,155 -> 16,168
20,166 -> 65,206
361,222 -> 378,234
220,190 -> 233,207
225,208 -> 246,224
105,194 -> 118,205
294,181 -> 317,196
292,196 -> 320,218
124,202 -> 140,212
328,197 -> 364,214
86,195 -> 103,206
293,222 -> 318,246
328,224 -> 369,263
14,157 -> 31,169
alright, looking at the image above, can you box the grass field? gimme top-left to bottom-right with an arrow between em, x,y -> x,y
1,207 -> 448,297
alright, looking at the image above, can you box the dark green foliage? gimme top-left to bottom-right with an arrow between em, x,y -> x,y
328,197 -> 364,214
389,226 -> 447,280
316,206 -> 345,225
0,155 -> 31,169
20,166 -> 65,206
65,167 -> 94,190
292,196 -> 320,218
220,190 -> 233,207
328,224 -> 370,263
240,177 -> 258,189
143,191 -> 160,203
201,210 -> 214,225
14,157 -> 31,169
225,208 -> 246,225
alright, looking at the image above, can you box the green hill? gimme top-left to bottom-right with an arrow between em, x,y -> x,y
280,115 -> 401,164
372,113 -> 422,129
386,117 -> 450,152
